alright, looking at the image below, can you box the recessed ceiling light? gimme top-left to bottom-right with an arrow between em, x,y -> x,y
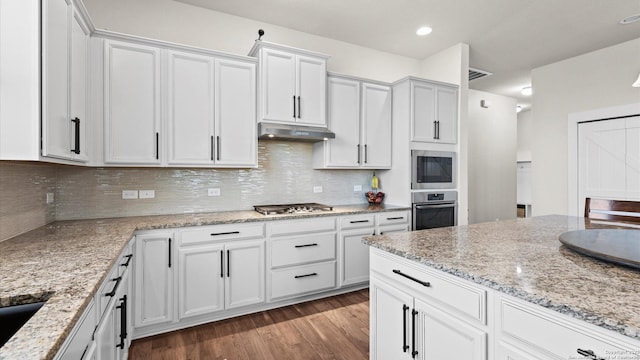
521,86 -> 532,96
620,14 -> 640,25
416,26 -> 433,36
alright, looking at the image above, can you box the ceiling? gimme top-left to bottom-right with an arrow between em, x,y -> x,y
177,0 -> 640,109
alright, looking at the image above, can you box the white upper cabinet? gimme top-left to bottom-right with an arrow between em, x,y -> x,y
410,79 -> 458,144
42,0 -> 90,162
314,75 -> 391,169
104,40 -> 162,165
250,41 -> 328,126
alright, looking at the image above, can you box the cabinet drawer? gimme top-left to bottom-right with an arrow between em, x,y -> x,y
271,233 -> 336,268
271,261 -> 336,299
270,217 -> 336,236
95,266 -> 119,320
376,211 -> 409,226
340,214 -> 375,229
371,250 -> 486,324
499,298 -> 632,359
180,223 -> 265,245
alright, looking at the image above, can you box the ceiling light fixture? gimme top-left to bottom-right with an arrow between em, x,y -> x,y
521,86 -> 532,96
633,73 -> 640,87
620,14 -> 640,25
416,26 -> 432,36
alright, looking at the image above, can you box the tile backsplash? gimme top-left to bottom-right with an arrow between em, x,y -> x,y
55,141 -> 374,220
0,162 -> 57,241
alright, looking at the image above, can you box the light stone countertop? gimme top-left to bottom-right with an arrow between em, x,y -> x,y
0,204 -> 409,360
363,215 -> 640,342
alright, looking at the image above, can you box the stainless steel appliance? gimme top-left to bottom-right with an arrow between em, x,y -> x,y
411,150 -> 456,189
412,191 -> 457,230
258,122 -> 336,142
254,203 -> 334,215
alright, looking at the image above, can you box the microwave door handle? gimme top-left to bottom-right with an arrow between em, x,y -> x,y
415,204 -> 455,210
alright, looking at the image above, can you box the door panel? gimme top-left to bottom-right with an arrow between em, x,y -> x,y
179,245 -> 225,319
225,240 -> 265,309
362,83 -> 392,168
370,278 -> 413,360
296,55 -> 326,126
326,77 -> 360,166
261,49 -> 295,122
411,83 -> 436,142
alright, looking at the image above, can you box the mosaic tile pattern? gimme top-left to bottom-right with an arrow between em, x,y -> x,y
364,215 -> 640,341
55,141 -> 377,220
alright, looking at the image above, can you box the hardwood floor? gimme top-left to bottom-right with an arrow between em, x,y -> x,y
129,289 -> 370,360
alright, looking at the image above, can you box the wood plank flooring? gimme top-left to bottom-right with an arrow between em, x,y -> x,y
128,289 -> 370,360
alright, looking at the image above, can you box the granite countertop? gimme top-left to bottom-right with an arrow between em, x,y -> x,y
0,204 -> 408,360
363,215 -> 640,341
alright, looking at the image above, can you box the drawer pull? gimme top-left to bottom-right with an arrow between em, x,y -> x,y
576,349 -> 604,360
402,304 -> 409,352
294,272 -> 318,279
393,269 -> 431,287
349,220 -> 370,224
294,243 -> 318,248
411,309 -> 418,358
120,254 -> 133,267
220,250 -> 224,278
104,276 -> 122,297
387,217 -> 404,220
210,231 -> 240,236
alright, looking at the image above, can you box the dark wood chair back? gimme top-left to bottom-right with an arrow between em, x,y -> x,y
584,198 -> 640,224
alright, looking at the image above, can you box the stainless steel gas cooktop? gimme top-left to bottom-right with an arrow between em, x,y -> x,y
253,203 -> 334,215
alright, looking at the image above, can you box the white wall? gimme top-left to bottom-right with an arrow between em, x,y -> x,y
467,89 -> 517,224
517,109 -> 532,162
82,0 -> 421,82
531,38 -> 640,216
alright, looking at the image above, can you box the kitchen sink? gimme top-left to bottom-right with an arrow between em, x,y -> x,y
0,301 -> 45,348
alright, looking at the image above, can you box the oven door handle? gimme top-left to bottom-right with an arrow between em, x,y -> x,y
415,203 -> 456,210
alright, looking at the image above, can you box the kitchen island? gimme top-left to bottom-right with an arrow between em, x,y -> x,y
0,204 -> 409,360
364,215 -> 640,360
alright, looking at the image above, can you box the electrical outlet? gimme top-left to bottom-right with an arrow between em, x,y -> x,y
313,186 -> 323,193
208,188 -> 221,197
139,190 -> 155,199
353,185 -> 362,192
122,190 -> 138,199
46,193 -> 54,204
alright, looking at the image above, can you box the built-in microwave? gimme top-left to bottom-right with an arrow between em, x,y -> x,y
411,150 -> 456,189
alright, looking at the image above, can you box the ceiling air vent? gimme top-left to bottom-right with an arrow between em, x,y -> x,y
469,67 -> 492,81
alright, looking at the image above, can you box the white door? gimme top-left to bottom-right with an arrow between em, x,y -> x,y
95,298 -> 117,360
326,77 -> 360,167
214,58 -> 257,166
578,118 -> 628,214
42,0 -> 71,159
296,55 -> 326,126
626,117 -> 640,199
134,233 -> 174,328
260,48 -> 296,123
435,87 -> 458,144
178,244 -> 225,319
104,40 -> 161,164
370,278 -> 414,360
411,82 -> 436,142
69,7 -> 89,162
225,239 -> 265,309
167,51 -> 214,165
362,83 -> 392,168
341,227 -> 374,286
415,298 -> 487,360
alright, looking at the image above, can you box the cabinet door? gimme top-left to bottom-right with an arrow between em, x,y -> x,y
95,297 -> 117,360
378,224 -> 410,235
411,82 -> 436,142
114,270 -> 130,360
435,87 -> 458,144
42,0 -> 71,159
178,244 -> 225,319
361,83 -> 392,168
214,58 -> 257,166
415,298 -> 487,360
325,77 -> 360,167
225,239 -> 265,309
260,48 -> 296,123
69,7 -> 90,162
134,233 -> 174,328
104,40 -> 161,164
167,51 -> 214,165
296,55 -> 326,126
341,227 -> 374,286
370,278 -> 413,360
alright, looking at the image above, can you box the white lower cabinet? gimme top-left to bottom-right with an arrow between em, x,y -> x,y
339,214 -> 375,287
96,268 -> 130,360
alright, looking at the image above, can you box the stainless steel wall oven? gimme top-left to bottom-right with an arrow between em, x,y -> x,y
412,191 -> 457,230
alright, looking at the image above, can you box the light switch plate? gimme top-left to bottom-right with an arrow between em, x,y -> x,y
46,193 -> 54,204
208,188 -> 221,197
313,186 -> 323,193
122,190 -> 138,199
353,185 -> 362,192
139,190 -> 155,199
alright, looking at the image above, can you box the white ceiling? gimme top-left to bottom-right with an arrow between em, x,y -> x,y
177,0 -> 640,109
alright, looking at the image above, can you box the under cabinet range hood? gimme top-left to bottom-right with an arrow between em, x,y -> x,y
257,122 -> 335,142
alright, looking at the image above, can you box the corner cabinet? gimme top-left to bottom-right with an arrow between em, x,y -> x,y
42,0 -> 90,162
394,77 -> 458,144
249,41 -> 328,126
313,75 -> 391,169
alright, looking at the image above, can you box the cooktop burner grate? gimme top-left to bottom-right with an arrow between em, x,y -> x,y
253,203 -> 334,215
